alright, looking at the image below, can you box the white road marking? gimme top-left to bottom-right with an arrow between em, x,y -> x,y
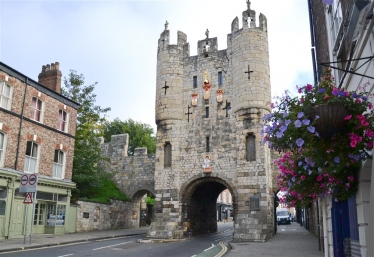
92,241 -> 133,250
58,254 -> 73,257
204,244 -> 215,251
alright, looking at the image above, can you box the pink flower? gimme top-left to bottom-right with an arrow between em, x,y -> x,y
323,94 -> 330,100
317,175 -> 323,181
300,175 -> 306,180
357,115 -> 365,120
369,103 -> 372,109
345,183 -> 350,188
366,141 -> 373,149
361,120 -> 369,126
365,129 -> 374,137
300,97 -> 305,103
347,176 -> 354,181
344,115 -> 352,120
306,84 -> 313,91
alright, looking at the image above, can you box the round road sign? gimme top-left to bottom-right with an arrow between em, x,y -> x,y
29,174 -> 37,185
21,175 -> 28,186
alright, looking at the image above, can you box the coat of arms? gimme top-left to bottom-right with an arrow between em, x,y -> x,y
216,89 -> 224,103
191,93 -> 198,106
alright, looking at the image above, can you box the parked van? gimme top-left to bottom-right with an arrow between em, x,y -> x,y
277,208 -> 291,225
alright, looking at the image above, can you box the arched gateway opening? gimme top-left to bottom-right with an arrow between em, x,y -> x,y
131,189 -> 155,227
180,176 -> 237,236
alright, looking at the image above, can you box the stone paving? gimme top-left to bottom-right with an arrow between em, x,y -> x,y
227,222 -> 323,257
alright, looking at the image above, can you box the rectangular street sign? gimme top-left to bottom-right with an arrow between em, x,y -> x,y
19,173 -> 38,193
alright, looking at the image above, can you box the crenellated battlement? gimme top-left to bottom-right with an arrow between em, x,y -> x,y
158,10 -> 267,60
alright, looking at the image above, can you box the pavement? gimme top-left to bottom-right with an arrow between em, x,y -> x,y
227,222 -> 323,257
0,227 -> 149,254
0,222 -> 323,256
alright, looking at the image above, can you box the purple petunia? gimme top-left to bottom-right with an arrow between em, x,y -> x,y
318,88 -> 326,93
302,119 -> 310,125
296,138 -> 304,147
307,126 -> 315,133
280,125 -> 288,133
294,120 -> 302,128
276,131 -> 284,138
334,157 -> 340,163
285,119 -> 292,126
297,112 -> 304,119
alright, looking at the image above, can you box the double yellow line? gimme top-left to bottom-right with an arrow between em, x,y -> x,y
215,242 -> 227,257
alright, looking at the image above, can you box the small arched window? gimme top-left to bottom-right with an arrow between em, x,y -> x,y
246,134 -> 256,162
164,142 -> 171,168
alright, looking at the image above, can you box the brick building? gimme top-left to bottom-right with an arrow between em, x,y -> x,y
307,1 -> 373,256
0,62 -> 79,239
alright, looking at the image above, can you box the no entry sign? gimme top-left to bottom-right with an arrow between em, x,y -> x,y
19,174 -> 38,193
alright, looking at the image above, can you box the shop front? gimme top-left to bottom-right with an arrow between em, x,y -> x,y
0,168 -> 76,239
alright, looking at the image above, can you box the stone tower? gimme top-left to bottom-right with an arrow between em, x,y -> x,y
149,3 -> 273,242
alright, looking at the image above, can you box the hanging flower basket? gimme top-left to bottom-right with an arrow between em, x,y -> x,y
309,102 -> 350,138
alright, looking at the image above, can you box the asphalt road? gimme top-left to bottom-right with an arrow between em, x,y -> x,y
1,222 -> 234,257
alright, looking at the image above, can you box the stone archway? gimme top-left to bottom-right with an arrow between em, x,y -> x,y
180,176 -> 237,236
131,189 -> 155,227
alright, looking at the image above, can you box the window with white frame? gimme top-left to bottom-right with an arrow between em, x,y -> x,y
53,149 -> 65,179
24,141 -> 39,173
57,110 -> 68,132
0,132 -> 6,168
0,81 -> 12,110
30,97 -> 43,122
328,1 -> 343,49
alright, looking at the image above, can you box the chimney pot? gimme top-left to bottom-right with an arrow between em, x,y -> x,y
38,62 -> 62,94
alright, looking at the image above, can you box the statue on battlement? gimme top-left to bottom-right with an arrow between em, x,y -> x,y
164,20 -> 169,31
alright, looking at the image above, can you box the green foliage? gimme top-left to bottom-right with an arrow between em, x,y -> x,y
102,118 -> 156,155
146,196 -> 155,205
80,175 -> 130,203
62,70 -> 113,201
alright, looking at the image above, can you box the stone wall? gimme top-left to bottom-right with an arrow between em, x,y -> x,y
100,135 -> 156,199
76,200 -> 140,232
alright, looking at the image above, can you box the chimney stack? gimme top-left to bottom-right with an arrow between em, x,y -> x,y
38,62 -> 62,93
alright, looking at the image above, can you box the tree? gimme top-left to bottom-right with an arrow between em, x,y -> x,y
62,70 -> 111,200
102,118 -> 156,155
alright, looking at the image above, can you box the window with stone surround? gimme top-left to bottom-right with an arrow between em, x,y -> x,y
57,109 -> 68,132
205,107 -> 209,118
0,81 -> 12,110
53,149 -> 65,179
30,97 -> 44,122
164,142 -> 171,167
24,141 -> 39,173
193,76 -> 197,88
206,136 -> 210,152
246,134 -> 256,161
327,1 -> 343,50
0,132 -> 6,168
218,71 -> 223,85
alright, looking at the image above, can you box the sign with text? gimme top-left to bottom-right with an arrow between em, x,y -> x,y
19,174 -> 38,193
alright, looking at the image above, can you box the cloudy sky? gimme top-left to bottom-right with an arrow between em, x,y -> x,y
0,0 -> 314,133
